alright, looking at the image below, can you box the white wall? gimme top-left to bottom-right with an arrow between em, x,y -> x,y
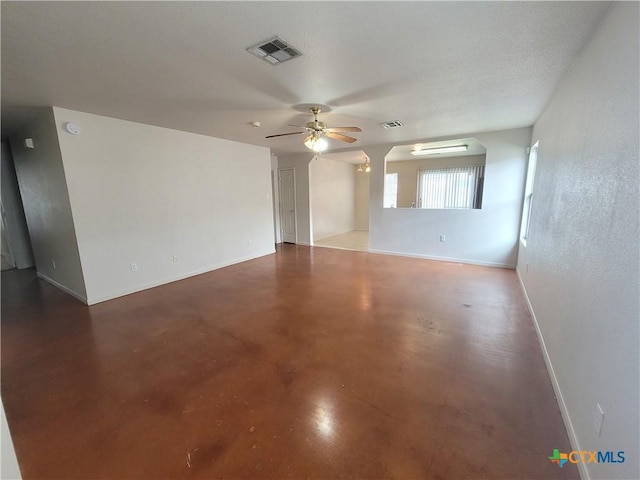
354,169 -> 369,231
1,399 -> 21,480
367,127 -> 531,268
51,107 -> 275,304
1,142 -> 35,269
10,108 -> 87,300
309,157 -> 356,241
517,4 -> 639,479
282,128 -> 527,267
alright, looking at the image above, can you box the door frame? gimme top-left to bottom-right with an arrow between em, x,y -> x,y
278,167 -> 297,244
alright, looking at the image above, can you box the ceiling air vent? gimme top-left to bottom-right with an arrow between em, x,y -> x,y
247,36 -> 302,66
379,120 -> 404,129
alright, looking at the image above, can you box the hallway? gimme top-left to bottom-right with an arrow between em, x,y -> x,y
1,245 -> 576,479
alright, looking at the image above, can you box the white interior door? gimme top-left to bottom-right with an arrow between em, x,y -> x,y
279,168 -> 296,244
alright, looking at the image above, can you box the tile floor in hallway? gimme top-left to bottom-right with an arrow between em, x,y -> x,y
1,244 -> 577,479
313,230 -> 369,252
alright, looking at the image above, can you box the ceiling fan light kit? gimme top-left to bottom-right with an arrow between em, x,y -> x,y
304,133 -> 329,153
266,107 -> 362,153
411,145 -> 468,156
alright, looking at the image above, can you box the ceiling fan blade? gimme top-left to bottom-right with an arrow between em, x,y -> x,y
265,131 -> 305,139
325,132 -> 358,143
325,127 -> 362,133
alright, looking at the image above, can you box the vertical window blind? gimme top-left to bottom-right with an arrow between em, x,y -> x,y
417,165 -> 484,209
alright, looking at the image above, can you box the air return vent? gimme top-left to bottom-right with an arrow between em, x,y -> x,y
379,120 -> 403,129
247,36 -> 302,65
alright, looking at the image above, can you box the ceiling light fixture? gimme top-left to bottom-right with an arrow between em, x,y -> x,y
304,133 -> 328,153
357,156 -> 371,173
411,145 -> 468,156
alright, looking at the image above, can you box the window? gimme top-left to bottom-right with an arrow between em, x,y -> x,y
384,173 -> 398,208
417,165 -> 484,209
520,142 -> 538,243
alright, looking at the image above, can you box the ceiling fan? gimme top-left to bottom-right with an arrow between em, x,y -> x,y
265,107 -> 362,152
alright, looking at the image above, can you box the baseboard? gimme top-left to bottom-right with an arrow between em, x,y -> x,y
515,268 -> 589,480
86,249 -> 275,305
36,272 -> 89,304
295,241 -> 311,246
368,248 -> 515,269
313,244 -> 366,252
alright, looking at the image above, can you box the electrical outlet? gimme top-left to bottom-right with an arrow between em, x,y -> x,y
440,235 -> 446,242
130,263 -> 138,272
594,403 -> 605,436
172,255 -> 178,263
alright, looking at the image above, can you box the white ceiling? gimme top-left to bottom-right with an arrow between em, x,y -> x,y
324,137 -> 485,165
1,2 -> 611,155
387,137 -> 486,162
321,151 -> 370,166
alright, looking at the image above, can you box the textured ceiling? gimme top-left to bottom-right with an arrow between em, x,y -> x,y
1,1 -> 610,155
386,137 -> 487,162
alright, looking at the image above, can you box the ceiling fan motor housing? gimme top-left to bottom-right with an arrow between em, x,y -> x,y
307,121 -> 326,132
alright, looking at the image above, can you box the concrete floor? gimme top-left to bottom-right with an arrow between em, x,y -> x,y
1,245 -> 577,479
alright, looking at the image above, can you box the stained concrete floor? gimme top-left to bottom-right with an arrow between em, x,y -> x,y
1,245 -> 577,479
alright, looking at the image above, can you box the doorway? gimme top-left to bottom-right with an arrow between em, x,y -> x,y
309,152 -> 369,252
278,168 -> 296,244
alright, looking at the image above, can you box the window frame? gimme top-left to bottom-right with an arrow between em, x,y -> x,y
383,172 -> 399,208
520,141 -> 539,245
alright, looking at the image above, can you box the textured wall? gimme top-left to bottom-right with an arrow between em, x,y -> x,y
368,128 -> 530,268
310,157 -> 356,241
1,142 -> 35,269
283,128 -> 529,267
517,3 -> 639,479
354,168 -> 370,231
53,107 -> 275,304
10,108 -> 87,301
